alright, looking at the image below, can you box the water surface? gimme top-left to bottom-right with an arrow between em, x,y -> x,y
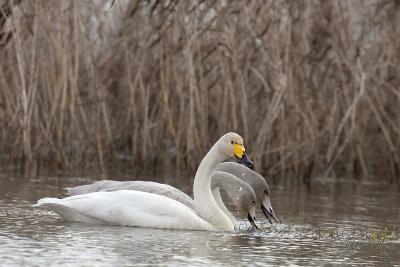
0,174 -> 399,266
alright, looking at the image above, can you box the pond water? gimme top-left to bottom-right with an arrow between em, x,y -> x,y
0,173 -> 399,266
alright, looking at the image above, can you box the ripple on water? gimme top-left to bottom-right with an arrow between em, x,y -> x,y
0,176 -> 399,266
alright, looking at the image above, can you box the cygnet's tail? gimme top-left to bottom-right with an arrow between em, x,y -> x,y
64,180 -> 117,196
64,185 -> 92,196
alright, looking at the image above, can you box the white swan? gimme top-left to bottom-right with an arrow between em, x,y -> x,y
36,132 -> 255,231
65,171 -> 260,229
65,163 -> 279,223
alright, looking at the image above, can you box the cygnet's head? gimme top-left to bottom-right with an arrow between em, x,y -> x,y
261,188 -> 279,224
234,182 -> 258,229
217,132 -> 253,168
250,174 -> 279,223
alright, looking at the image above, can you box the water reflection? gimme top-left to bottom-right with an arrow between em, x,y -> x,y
0,174 -> 399,266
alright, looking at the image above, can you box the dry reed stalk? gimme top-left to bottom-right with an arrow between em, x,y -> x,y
0,0 -> 399,184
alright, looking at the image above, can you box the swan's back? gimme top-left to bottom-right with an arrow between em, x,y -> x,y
36,190 -> 214,231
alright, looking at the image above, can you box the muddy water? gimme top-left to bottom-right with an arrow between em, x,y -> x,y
0,174 -> 399,266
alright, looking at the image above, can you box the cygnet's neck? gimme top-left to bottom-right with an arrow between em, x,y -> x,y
193,144 -> 234,231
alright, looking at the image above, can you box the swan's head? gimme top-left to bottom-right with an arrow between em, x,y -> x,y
218,132 -> 253,168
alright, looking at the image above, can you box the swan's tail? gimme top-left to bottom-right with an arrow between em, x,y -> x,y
35,198 -> 101,224
35,197 -> 60,206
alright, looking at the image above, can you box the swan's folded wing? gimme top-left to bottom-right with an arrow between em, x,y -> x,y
36,190 -> 213,231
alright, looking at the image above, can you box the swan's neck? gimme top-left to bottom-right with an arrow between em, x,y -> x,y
211,186 -> 236,227
193,145 -> 234,231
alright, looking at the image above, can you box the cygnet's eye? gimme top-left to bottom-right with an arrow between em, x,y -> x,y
251,200 -> 255,205
264,190 -> 269,196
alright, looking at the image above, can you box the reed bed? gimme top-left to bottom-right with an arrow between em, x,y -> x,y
0,0 -> 399,184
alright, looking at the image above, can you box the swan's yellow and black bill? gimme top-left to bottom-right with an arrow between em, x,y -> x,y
234,143 -> 253,168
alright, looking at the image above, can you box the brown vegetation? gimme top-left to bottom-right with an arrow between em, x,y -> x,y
0,0 -> 399,183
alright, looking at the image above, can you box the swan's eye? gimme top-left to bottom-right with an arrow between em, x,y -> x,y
231,141 -> 234,144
